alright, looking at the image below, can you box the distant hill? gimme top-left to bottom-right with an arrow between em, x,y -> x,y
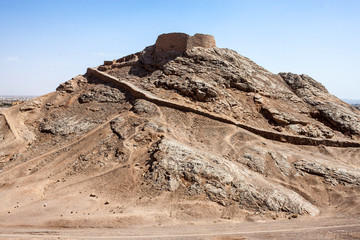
342,99 -> 360,104
341,99 -> 360,110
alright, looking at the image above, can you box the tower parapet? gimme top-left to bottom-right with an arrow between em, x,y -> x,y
155,33 -> 216,54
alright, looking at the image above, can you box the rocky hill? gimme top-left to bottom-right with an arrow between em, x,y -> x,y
0,33 -> 359,228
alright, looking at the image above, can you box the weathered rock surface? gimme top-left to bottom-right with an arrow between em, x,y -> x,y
78,83 -> 127,103
279,73 -> 360,136
39,116 -> 96,135
56,75 -> 86,93
20,100 -> 42,111
147,138 -> 319,215
154,75 -> 218,102
294,159 -> 360,185
132,99 -> 160,117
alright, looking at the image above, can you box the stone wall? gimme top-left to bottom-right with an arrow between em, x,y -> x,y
88,68 -> 360,148
155,33 -> 216,54
188,33 -> 216,49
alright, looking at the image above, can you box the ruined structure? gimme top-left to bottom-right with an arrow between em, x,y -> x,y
103,32 -> 216,66
155,33 -> 216,54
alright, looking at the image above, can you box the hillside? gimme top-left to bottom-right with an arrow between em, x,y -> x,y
0,33 -> 359,229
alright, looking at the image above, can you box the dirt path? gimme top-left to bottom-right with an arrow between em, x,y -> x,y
1,218 -> 359,239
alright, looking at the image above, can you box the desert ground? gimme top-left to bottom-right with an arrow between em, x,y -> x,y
1,216 -> 360,239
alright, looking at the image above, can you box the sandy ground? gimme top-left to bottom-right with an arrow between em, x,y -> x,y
0,216 -> 359,239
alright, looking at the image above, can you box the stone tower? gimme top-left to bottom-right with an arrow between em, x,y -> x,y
155,33 -> 216,54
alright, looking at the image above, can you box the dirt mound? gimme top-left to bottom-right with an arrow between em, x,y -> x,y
0,33 -> 359,228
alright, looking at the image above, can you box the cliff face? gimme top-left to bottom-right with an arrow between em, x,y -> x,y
0,33 -> 359,227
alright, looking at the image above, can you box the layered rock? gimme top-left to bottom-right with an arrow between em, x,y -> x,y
294,158 -> 360,185
146,138 -> 319,215
279,73 -> 360,136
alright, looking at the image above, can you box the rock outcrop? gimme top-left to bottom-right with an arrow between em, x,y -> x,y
147,138 -> 319,215
279,73 -> 360,135
294,158 -> 360,185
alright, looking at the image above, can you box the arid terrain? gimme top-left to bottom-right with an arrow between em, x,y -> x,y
0,33 -> 359,239
0,96 -> 34,108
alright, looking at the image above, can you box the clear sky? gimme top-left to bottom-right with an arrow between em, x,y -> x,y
0,0 -> 359,99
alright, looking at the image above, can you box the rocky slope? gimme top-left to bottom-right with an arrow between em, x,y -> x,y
0,33 -> 359,228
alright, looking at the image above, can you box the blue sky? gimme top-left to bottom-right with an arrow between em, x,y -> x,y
0,0 -> 359,99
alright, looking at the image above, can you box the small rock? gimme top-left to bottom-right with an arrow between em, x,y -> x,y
254,94 -> 263,104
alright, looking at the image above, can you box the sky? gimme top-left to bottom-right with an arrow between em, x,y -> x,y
0,0 -> 359,99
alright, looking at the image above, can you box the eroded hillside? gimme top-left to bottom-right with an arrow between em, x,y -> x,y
0,33 -> 359,228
